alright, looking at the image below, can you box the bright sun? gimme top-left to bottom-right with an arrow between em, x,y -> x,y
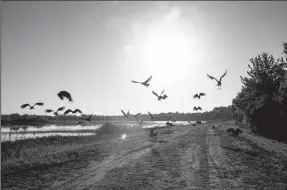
141,29 -> 200,84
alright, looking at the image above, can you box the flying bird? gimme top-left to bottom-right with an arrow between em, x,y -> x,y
149,124 -> 160,140
76,121 -> 83,126
57,91 -> 73,102
193,106 -> 202,111
133,113 -> 141,122
121,110 -> 130,118
152,91 -> 168,101
45,107 -> 65,116
81,114 -> 93,122
207,70 -> 227,89
64,109 -> 82,115
193,93 -> 206,99
131,75 -> 152,87
148,112 -> 159,121
21,102 -> 44,110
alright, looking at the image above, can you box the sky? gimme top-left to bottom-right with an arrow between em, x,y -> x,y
2,1 -> 287,116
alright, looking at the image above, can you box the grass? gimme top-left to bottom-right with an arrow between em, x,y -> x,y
1,122 -> 146,175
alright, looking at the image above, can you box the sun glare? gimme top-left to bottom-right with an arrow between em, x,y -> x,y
141,29 -> 201,84
121,133 -> 127,139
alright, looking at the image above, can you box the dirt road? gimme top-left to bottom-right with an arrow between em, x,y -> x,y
2,122 -> 287,189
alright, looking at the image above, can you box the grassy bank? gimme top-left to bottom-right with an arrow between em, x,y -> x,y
1,123 -> 147,175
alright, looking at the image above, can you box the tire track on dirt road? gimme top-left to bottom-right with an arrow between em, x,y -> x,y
50,141 -> 156,190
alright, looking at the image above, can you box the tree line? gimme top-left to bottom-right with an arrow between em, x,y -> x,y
1,105 -> 233,125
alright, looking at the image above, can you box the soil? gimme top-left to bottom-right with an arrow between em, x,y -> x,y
2,121 -> 287,190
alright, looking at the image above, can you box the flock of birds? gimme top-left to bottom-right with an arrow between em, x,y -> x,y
21,91 -> 92,125
20,70 -> 239,139
124,70 -> 228,139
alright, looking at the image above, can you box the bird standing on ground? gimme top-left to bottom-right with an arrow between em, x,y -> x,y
139,120 -> 144,127
193,106 -> 202,111
207,70 -> 227,89
64,109 -> 82,115
45,107 -> 65,116
131,75 -> 152,87
57,91 -> 73,102
21,102 -> 44,110
121,110 -> 130,118
148,112 -> 159,121
193,93 -> 206,99
164,115 -> 172,120
196,121 -> 202,124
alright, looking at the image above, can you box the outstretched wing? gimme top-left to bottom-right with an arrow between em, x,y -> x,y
162,95 -> 168,99
64,109 -> 72,115
21,104 -> 31,109
152,91 -> 159,97
160,89 -> 165,96
57,106 -> 65,112
207,74 -> 219,83
88,114 -> 93,120
45,109 -> 53,113
143,75 -> 152,84
121,110 -> 127,117
73,109 -> 82,114
131,80 -> 141,83
193,94 -> 199,98
199,93 -> 206,97
150,124 -> 160,133
34,102 -> 44,107
219,70 -> 227,82
198,107 -> 202,110
148,111 -> 153,118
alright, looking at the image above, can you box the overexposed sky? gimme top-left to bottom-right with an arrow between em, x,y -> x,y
2,1 -> 287,115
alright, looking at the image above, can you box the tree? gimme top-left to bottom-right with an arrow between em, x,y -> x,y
232,42 -> 287,140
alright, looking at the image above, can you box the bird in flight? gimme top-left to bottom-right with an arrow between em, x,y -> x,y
76,121 -> 83,126
133,113 -> 141,122
193,93 -> 206,99
148,111 -> 160,121
152,90 -> 168,101
121,110 -> 130,118
45,107 -> 65,116
81,114 -> 93,122
21,102 -> 44,110
149,124 -> 160,140
64,109 -> 82,115
57,91 -> 73,102
131,75 -> 152,87
207,70 -> 227,89
193,106 -> 202,111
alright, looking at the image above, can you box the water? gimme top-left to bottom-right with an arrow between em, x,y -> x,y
1,120 -> 204,142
